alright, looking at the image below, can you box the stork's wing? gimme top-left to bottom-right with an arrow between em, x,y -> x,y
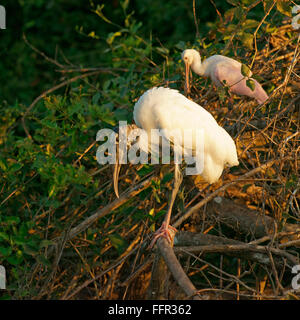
133,87 -> 239,182
150,90 -> 238,169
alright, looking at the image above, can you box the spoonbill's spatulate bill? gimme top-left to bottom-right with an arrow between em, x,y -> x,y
182,49 -> 269,104
114,87 -> 239,246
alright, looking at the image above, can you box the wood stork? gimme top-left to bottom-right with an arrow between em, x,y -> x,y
182,49 -> 269,104
114,87 -> 239,247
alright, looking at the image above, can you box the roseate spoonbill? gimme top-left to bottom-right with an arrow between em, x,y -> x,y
182,49 -> 269,104
113,87 -> 239,247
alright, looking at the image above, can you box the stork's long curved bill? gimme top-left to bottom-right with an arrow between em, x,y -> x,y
113,155 -> 121,198
184,61 -> 190,95
113,124 -> 137,198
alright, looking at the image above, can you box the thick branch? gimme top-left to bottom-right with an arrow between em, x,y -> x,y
174,231 -> 298,267
156,237 -> 201,300
65,175 -> 154,241
206,197 -> 300,241
173,158 -> 287,228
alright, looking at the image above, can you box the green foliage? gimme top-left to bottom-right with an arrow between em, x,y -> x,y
241,64 -> 251,78
0,0 -> 297,299
276,0 -> 292,17
246,78 -> 256,91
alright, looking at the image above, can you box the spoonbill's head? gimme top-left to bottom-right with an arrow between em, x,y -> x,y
181,49 -> 200,66
181,49 -> 200,95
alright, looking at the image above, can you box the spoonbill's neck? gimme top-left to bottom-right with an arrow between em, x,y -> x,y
191,53 -> 205,76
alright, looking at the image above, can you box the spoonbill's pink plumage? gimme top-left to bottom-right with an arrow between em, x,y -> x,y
182,49 -> 269,104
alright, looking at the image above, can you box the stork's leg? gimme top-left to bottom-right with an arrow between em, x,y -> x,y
149,164 -> 183,248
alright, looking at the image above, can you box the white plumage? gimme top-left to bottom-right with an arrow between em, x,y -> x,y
133,87 -> 239,183
114,86 -> 239,246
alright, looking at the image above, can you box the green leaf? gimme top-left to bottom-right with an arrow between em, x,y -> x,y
92,92 -> 101,105
226,0 -> 240,6
137,165 -> 153,177
106,31 -> 122,45
121,0 -> 130,11
108,234 -> 128,255
265,23 -> 278,34
241,0 -> 258,5
88,31 -> 100,39
217,86 -> 227,102
4,216 -> 20,225
246,79 -> 256,91
0,294 -> 11,300
241,64 -> 251,77
152,210 -> 166,221
13,235 -> 28,246
0,232 -> 9,241
100,113 -> 116,126
224,8 -> 236,22
263,0 -> 274,13
94,4 -> 114,25
242,19 -> 259,30
10,163 -> 23,173
0,158 -> 8,171
277,1 -> 292,17
156,47 -> 170,55
234,6 -> 244,20
0,246 -> 12,257
239,32 -> 253,49
175,41 -> 186,51
161,172 -> 174,185
7,254 -> 23,266
23,244 -> 39,256
36,255 -> 51,267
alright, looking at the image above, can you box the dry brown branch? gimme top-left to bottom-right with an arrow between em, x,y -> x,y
173,157 -> 294,228
174,231 -> 298,267
250,0 -> 276,69
64,174 -> 155,242
23,33 -> 65,69
192,0 -> 200,40
63,241 -> 149,300
16,12 -> 299,300
147,252 -> 170,299
56,67 -> 129,73
155,237 -> 201,300
206,197 -> 300,240
183,250 -> 261,296
120,257 -> 154,287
